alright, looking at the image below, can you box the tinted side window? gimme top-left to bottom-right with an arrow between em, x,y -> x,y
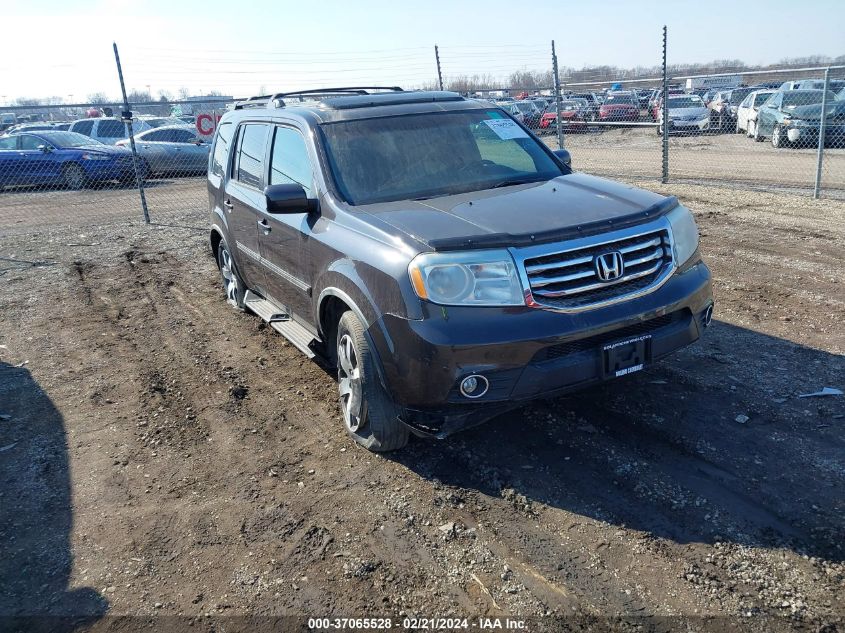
143,129 -> 168,142
73,120 -> 95,136
0,137 -> 17,149
235,123 -> 269,188
211,122 -> 233,177
269,127 -> 313,195
19,135 -> 44,150
171,129 -> 195,143
98,120 -> 125,137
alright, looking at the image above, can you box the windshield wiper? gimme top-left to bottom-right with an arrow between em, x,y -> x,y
491,177 -> 547,189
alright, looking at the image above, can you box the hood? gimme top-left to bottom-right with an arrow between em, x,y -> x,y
358,173 -> 674,251
787,101 -> 845,121
76,144 -> 132,156
601,103 -> 637,110
668,106 -> 709,118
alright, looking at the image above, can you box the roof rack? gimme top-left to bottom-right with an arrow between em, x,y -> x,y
234,86 -> 404,109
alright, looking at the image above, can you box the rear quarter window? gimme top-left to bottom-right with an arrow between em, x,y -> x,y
98,120 -> 125,138
211,122 -> 233,177
72,120 -> 95,136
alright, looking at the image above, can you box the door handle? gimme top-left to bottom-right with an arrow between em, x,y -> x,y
223,199 -> 233,211
257,218 -> 271,235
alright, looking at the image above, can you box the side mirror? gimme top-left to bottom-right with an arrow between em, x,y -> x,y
38,144 -> 52,153
553,148 -> 572,168
264,183 -> 311,214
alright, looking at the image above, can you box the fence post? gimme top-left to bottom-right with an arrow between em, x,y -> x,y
434,45 -> 444,91
112,42 -> 150,224
661,26 -> 669,184
813,67 -> 830,199
552,40 -> 564,149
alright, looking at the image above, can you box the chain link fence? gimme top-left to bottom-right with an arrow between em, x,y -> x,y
1,38 -> 844,236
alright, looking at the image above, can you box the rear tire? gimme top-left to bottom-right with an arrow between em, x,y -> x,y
336,311 -> 409,452
216,240 -> 245,310
62,163 -> 86,190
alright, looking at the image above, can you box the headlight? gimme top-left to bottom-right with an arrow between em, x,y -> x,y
408,250 -> 524,306
666,205 -> 699,267
81,153 -> 110,161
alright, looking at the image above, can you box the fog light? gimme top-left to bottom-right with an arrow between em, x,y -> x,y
704,303 -> 714,327
459,374 -> 489,399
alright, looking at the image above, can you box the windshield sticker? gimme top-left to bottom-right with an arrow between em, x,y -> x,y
483,118 -> 529,140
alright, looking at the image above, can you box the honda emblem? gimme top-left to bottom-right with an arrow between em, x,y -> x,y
595,251 -> 624,281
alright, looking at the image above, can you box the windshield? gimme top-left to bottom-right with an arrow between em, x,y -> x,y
321,110 -> 564,205
753,92 -> 774,106
38,131 -> 104,147
728,89 -> 752,103
783,91 -> 836,107
513,102 -> 534,113
560,101 -> 581,110
143,117 -> 187,128
668,97 -> 704,108
604,93 -> 635,104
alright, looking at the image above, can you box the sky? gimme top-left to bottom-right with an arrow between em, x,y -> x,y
1,0 -> 843,103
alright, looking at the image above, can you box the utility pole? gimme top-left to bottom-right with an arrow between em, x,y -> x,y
813,66 -> 830,199
113,42 -> 150,224
435,45 -> 444,91
661,26 -> 669,184
552,40 -> 564,149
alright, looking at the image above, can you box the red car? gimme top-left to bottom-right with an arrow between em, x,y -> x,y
539,100 -> 588,130
599,91 -> 640,121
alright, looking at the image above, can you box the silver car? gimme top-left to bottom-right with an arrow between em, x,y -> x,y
658,94 -> 710,135
116,125 -> 209,176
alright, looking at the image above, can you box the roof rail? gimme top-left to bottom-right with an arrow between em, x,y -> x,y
233,86 -> 404,110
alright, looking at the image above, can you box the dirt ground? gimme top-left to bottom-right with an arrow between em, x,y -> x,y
0,182 -> 844,632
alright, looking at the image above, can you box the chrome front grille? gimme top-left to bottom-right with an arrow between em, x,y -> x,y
517,227 -> 674,311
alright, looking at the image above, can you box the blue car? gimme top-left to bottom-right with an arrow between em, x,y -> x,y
0,130 -> 143,190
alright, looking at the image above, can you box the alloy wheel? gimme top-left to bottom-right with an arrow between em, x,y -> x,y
219,246 -> 240,308
337,333 -> 363,433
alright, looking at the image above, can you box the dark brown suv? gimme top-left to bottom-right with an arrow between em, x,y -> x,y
208,88 -> 713,452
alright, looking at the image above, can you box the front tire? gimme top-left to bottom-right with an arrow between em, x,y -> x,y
336,311 -> 409,452
754,122 -> 764,142
771,124 -> 786,148
217,240 -> 245,310
62,163 -> 87,190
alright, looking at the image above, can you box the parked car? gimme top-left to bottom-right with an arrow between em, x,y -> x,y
538,99 -> 590,132
635,89 -> 652,108
709,88 -> 754,130
651,88 -> 686,120
206,88 -> 712,451
779,79 -> 845,92
0,130 -> 139,190
753,89 -> 841,147
569,92 -> 602,121
68,117 -> 154,145
137,116 -> 189,129
657,94 -> 710,135
501,101 -> 541,128
599,91 -> 640,122
115,125 -> 210,176
735,89 -> 776,136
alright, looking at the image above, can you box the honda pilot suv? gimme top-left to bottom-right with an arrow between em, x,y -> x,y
208,88 -> 713,452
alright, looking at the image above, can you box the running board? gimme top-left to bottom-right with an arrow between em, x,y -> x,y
270,320 -> 316,358
244,290 -> 317,358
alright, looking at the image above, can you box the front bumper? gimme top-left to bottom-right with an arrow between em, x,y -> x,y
668,118 -> 710,132
83,159 -> 133,181
786,124 -> 845,145
369,260 -> 713,436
